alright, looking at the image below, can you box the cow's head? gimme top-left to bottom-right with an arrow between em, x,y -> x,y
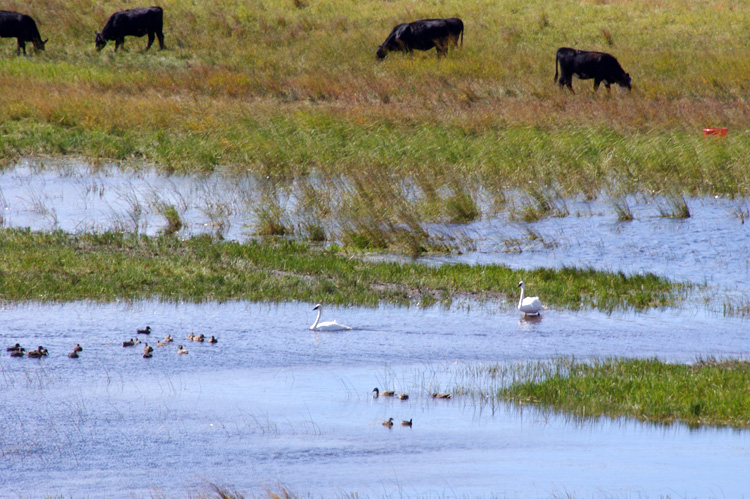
376,45 -> 388,59
32,38 -> 48,51
620,73 -> 632,91
95,32 -> 107,51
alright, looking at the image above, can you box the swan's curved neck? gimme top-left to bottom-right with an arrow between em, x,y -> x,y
518,286 -> 525,309
311,308 -> 322,329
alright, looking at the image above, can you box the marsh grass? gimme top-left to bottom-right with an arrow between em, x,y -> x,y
658,195 -> 691,219
0,228 -> 684,310
499,357 -> 750,428
1,0 -> 749,196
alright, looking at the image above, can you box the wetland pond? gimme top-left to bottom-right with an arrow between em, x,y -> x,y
1,161 -> 749,497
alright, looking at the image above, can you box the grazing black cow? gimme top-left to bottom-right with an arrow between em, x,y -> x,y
0,11 -> 47,55
377,18 -> 464,59
95,6 -> 164,52
554,47 -> 632,93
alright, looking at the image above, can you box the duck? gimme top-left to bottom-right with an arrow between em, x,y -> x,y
27,346 -> 48,358
143,344 -> 154,354
162,335 -> 173,343
177,345 -> 189,355
137,326 -> 151,335
156,340 -> 167,347
309,304 -> 352,331
6,343 -> 22,352
193,334 -> 205,343
68,350 -> 79,359
187,332 -> 195,341
382,417 -> 394,428
208,336 -> 218,344
398,393 -> 409,400
517,281 -> 543,316
401,419 -> 413,427
72,344 -> 83,353
432,392 -> 452,399
10,348 -> 25,357
372,387 -> 395,398
123,339 -> 135,347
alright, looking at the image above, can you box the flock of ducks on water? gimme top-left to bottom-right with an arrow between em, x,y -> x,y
374,387 -> 452,429
7,326 -> 217,359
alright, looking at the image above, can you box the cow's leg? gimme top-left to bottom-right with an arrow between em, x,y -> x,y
434,40 -> 447,59
593,79 -> 602,92
17,39 -> 26,56
115,38 -> 124,52
144,32 -> 155,52
157,30 -> 165,50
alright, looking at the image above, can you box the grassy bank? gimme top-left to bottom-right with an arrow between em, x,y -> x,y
0,228 -> 683,309
500,358 -> 750,428
1,0 -> 749,195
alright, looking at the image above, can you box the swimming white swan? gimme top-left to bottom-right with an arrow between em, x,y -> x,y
309,304 -> 352,331
517,281 -> 543,316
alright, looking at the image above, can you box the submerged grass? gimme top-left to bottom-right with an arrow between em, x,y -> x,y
0,228 -> 684,311
500,358 -> 750,428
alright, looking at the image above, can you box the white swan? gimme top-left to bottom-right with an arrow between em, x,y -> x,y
309,304 -> 352,331
517,281 -> 543,316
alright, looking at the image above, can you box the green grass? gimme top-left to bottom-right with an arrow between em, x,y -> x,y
500,358 -> 750,428
0,0 -> 749,196
0,228 -> 684,310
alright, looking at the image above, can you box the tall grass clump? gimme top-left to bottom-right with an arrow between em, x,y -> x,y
500,358 -> 750,428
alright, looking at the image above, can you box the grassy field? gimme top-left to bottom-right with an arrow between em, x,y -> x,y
499,358 -> 750,428
1,0 -> 749,198
0,228 -> 683,309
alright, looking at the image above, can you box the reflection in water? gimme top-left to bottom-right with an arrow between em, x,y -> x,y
0,301 -> 748,497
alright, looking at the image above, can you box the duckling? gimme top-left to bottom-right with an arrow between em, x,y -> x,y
133,338 -> 141,345
72,344 -> 83,353
194,334 -> 205,343
156,340 -> 167,347
10,348 -> 25,357
137,326 -> 151,335
68,350 -> 79,359
382,417 -> 394,428
177,345 -> 189,355
162,335 -> 173,343
143,351 -> 153,358
372,387 -> 395,398
432,393 -> 452,399
6,343 -> 22,352
27,346 -> 48,358
123,339 -> 135,347
208,336 -> 218,344
401,419 -> 413,427
187,332 -> 195,341
143,344 -> 154,355
398,393 -> 409,400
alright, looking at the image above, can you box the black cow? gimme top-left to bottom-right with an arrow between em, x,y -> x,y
377,18 -> 464,59
0,11 -> 47,55
554,47 -> 632,93
95,6 -> 164,52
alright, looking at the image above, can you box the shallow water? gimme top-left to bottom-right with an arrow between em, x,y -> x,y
1,301 -> 749,498
2,160 -> 749,310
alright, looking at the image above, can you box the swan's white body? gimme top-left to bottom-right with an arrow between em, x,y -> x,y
309,304 -> 352,331
517,281 -> 543,316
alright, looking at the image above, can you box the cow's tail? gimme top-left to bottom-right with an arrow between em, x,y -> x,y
554,50 -> 559,84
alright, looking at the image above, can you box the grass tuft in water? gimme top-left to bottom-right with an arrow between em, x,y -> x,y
500,358 -> 750,428
0,228 -> 686,311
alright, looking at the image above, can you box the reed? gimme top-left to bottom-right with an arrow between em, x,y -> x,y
0,228 -> 684,310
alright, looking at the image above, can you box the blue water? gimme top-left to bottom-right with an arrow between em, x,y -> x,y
1,301 -> 748,497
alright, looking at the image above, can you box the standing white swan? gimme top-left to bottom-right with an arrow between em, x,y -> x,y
309,304 -> 352,331
517,281 -> 543,316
